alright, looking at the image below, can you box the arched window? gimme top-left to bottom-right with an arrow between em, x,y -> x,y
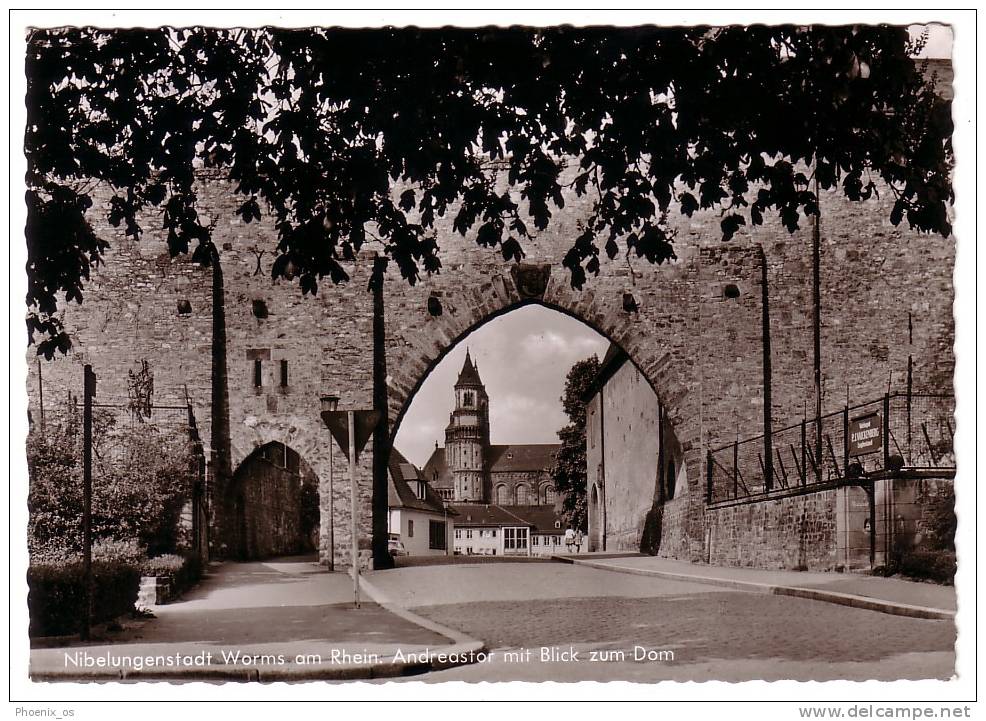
495,484 -> 509,504
666,461 -> 676,500
543,486 -> 557,504
515,484 -> 529,505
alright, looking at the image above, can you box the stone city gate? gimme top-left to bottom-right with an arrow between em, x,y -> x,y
26,172 -> 955,571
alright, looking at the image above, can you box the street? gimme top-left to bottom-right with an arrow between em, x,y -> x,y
367,562 -> 956,682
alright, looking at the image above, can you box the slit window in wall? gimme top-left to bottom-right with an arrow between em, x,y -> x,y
723,284 -> 741,299
177,299 -> 192,317
253,359 -> 262,387
252,299 -> 269,319
280,359 -> 288,387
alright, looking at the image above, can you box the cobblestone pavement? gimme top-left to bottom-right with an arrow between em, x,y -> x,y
367,563 -> 956,682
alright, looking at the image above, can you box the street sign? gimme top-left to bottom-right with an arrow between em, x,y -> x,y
321,410 -> 380,461
849,412 -> 882,456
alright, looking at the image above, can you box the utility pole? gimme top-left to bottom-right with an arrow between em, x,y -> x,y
81,365 -> 96,641
370,255 -> 392,570
812,173 -> 823,484
758,245 -> 774,492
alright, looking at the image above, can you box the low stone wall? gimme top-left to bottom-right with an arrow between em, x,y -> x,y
702,474 -> 955,572
705,490 -> 840,571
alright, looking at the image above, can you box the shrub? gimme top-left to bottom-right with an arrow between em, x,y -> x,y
28,418 -> 195,557
27,536 -> 145,636
896,549 -> 956,585
27,558 -> 141,637
924,484 -> 957,552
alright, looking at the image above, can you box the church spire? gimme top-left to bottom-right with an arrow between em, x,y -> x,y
455,348 -> 484,388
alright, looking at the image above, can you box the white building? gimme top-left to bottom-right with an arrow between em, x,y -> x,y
451,504 -> 566,557
387,450 -> 455,556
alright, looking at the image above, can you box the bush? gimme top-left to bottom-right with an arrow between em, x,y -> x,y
925,485 -> 957,552
28,558 -> 141,637
27,537 -> 145,637
28,418 -> 195,557
896,549 -> 956,585
141,553 -> 202,597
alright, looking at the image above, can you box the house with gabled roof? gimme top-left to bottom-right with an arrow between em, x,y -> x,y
387,448 -> 455,556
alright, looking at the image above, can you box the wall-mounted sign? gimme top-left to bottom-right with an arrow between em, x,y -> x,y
849,412 -> 883,456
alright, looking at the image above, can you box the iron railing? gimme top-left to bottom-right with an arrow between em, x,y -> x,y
706,393 -> 954,504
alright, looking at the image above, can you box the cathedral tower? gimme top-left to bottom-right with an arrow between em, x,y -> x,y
445,350 -> 490,503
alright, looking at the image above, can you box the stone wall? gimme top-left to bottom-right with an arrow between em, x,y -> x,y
594,361 -> 662,553
25,165 -> 955,570
705,472 -> 956,572
706,490 -> 840,570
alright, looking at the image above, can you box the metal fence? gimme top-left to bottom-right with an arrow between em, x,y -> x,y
706,393 -> 955,504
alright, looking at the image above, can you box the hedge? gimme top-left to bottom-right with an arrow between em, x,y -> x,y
897,549 -> 957,585
28,559 -> 141,637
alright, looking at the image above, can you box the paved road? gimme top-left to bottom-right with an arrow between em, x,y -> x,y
367,563 -> 956,682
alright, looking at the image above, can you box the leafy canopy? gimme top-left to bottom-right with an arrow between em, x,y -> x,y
25,25 -> 952,357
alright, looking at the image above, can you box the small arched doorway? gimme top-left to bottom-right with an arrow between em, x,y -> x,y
589,482 -> 605,552
229,442 -> 320,560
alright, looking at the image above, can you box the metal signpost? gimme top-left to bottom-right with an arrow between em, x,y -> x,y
320,400 -> 380,609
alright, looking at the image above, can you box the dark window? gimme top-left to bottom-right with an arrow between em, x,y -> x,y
280,359 -> 288,387
666,461 -> 676,500
463,391 -> 474,407
429,520 -> 447,550
253,359 -> 262,387
724,284 -> 741,299
407,519 -> 414,538
252,299 -> 269,318
177,299 -> 192,316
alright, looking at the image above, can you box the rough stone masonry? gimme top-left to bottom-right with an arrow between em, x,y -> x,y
25,152 -> 955,570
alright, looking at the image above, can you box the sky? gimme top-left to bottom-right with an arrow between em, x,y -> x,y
909,23 -> 952,58
394,305 -> 610,468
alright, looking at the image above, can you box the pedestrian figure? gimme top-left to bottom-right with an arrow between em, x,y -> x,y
575,529 -> 583,554
565,528 -> 575,553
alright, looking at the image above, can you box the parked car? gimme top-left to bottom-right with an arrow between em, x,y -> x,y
388,539 -> 408,557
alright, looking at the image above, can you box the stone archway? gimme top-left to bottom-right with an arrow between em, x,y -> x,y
381,263 -> 703,559
228,442 -> 320,560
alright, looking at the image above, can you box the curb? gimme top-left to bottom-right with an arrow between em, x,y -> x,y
555,557 -> 955,621
357,572 -> 489,672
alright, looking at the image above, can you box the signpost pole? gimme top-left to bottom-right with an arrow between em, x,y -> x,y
81,365 -> 96,641
327,439 -> 334,572
843,407 -> 850,474
882,394 -> 891,470
348,410 -> 360,609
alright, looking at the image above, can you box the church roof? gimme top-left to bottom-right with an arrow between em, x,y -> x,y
487,443 -> 559,472
424,443 -> 558,478
388,448 -> 454,515
449,503 -> 565,534
455,349 -> 484,388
